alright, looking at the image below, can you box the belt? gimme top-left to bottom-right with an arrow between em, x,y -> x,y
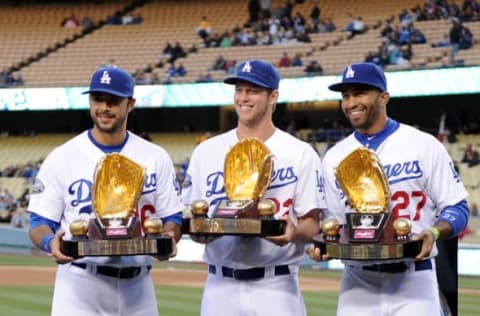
361,259 -> 432,273
71,262 -> 151,279
208,264 -> 290,281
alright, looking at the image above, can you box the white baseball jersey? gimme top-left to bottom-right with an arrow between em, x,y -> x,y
28,130 -> 184,316
181,128 -> 325,316
322,119 -> 468,315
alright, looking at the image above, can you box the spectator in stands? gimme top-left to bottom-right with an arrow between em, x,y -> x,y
449,17 -> 463,64
160,42 -> 173,59
291,53 -> 303,67
131,13 -> 143,25
166,62 -> 187,81
318,18 -> 336,32
432,33 -> 451,48
219,31 -> 233,47
10,71 -> 24,86
61,13 -> 80,28
387,43 -> 410,67
18,187 -> 30,206
0,185 -> 14,223
210,55 -> 227,71
248,0 -> 261,23
10,202 -> 29,228
459,25 -> 473,49
380,21 -> 394,38
471,203 -> 479,217
168,42 -> 186,64
278,52 -> 292,67
195,72 -> 214,83
461,143 -> 480,167
196,16 -> 212,41
293,11 -> 306,34
225,60 -> 237,74
411,28 -> 427,44
81,16 -> 95,33
304,60 -> 323,75
310,1 -> 321,27
398,26 -> 412,45
180,155 -> 190,182
105,12 -> 123,25
260,0 -> 272,18
343,14 -> 366,38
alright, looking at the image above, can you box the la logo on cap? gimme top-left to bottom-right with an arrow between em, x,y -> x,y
100,71 -> 112,85
345,65 -> 355,79
242,62 -> 252,73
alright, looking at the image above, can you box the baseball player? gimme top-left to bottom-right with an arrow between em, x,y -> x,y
181,59 -> 325,316
28,66 -> 184,316
308,62 -> 470,316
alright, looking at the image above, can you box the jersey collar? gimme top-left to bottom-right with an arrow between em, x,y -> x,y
88,129 -> 129,153
353,118 -> 399,151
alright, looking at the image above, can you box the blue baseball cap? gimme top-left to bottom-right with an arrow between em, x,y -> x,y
224,59 -> 280,90
328,62 -> 387,92
83,66 -> 134,98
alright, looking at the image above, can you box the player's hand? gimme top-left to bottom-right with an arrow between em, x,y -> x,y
305,244 -> 330,262
190,234 -> 219,244
265,215 -> 296,247
50,230 -> 75,264
411,229 -> 435,260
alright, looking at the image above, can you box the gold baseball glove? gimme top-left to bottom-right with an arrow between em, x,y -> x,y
224,138 -> 274,201
92,153 -> 146,219
334,147 -> 390,213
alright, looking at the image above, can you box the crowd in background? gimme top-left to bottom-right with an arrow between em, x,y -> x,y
366,0 -> 477,68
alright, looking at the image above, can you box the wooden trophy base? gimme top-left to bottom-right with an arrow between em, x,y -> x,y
60,217 -> 173,258
182,217 -> 286,236
313,215 -> 423,260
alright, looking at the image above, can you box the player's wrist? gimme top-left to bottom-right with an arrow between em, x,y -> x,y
429,227 -> 440,241
41,234 -> 55,253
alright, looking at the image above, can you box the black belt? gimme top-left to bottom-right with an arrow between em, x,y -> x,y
361,259 -> 432,273
71,262 -> 151,279
208,264 -> 290,281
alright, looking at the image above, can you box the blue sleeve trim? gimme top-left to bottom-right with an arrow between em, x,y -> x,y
29,212 -> 60,233
436,199 -> 470,238
160,211 -> 183,226
41,234 -> 55,253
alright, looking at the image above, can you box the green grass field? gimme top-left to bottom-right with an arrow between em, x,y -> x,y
0,254 -> 478,315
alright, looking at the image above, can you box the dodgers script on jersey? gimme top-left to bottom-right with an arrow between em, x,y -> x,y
322,120 -> 468,264
28,130 -> 184,267
181,128 -> 325,268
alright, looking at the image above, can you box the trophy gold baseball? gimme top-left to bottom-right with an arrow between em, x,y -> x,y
61,153 -> 173,258
313,147 -> 422,260
182,138 -> 286,236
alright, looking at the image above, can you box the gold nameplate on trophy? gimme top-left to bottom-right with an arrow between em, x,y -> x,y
61,153 -> 173,258
182,138 -> 286,236
313,148 -> 422,260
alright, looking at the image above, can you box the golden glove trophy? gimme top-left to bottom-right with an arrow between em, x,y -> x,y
182,138 -> 286,236
313,147 -> 422,260
61,153 -> 173,258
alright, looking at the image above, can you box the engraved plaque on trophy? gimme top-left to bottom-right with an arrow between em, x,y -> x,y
61,153 -> 173,258
182,138 -> 286,236
313,148 -> 422,260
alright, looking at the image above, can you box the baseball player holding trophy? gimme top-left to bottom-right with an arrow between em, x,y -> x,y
181,59 -> 325,316
308,62 -> 470,315
28,66 -> 184,316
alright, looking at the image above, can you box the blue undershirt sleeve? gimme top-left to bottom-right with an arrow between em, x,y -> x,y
160,211 -> 183,226
436,199 -> 470,238
29,212 -> 61,233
